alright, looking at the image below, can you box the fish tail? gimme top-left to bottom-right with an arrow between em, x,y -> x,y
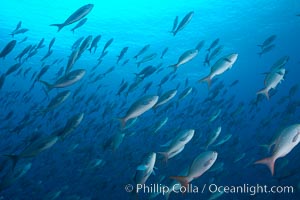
168,64 -> 178,72
115,118 -> 126,129
50,23 -> 64,32
256,88 -> 269,100
39,80 -> 53,92
157,152 -> 169,164
4,154 -> 19,170
169,176 -> 189,189
254,156 -> 276,176
198,75 -> 212,89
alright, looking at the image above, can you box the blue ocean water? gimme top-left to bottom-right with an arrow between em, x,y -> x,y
0,0 -> 300,199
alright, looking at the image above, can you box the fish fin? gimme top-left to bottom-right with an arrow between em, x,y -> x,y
254,156 -> 275,176
157,152 -> 169,164
168,64 -> 178,72
223,58 -> 232,63
256,88 -> 269,100
152,169 -> 156,176
169,176 -> 189,188
39,80 -> 53,92
115,118 -> 126,129
50,23 -> 64,32
160,140 -> 172,147
137,164 -> 148,171
198,75 -> 212,89
3,154 -> 19,170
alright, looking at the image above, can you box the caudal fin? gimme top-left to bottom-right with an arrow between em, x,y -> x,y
198,75 -> 212,89
254,156 -> 275,176
39,80 -> 53,92
50,23 -> 64,32
116,118 -> 126,129
4,154 -> 19,170
157,152 -> 169,164
256,88 -> 269,100
168,64 -> 178,72
169,176 -> 189,188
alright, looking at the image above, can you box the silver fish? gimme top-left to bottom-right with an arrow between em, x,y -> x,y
50,4 -> 94,32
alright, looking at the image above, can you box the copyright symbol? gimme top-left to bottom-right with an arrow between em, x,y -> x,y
125,184 -> 134,192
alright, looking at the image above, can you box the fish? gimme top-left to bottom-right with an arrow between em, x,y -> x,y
160,47 -> 168,59
118,95 -> 158,128
0,74 -> 6,90
48,37 -> 56,52
14,44 -> 31,62
207,38 -> 220,52
153,89 -> 177,109
71,18 -> 87,33
134,66 -> 157,79
102,38 -> 114,53
0,40 -> 17,59
169,49 -> 198,71
158,129 -> 194,162
72,37 -> 84,50
199,53 -> 238,88
36,38 -> 45,49
0,163 -> 32,192
153,117 -> 168,133
212,134 -> 232,147
169,16 -> 178,34
40,69 -> 86,91
78,35 -> 93,57
50,4 -> 94,31
270,56 -> 289,71
116,82 -> 128,96
66,49 -> 79,75
257,68 -> 285,100
39,90 -> 71,115
209,109 -> 222,122
103,132 -> 125,151
195,40 -> 205,51
136,53 -> 157,67
57,113 -> 84,138
5,63 -> 22,76
18,37 -> 28,44
41,50 -> 53,61
254,124 -> 300,176
10,28 -> 29,37
12,21 -> 22,33
206,126 -> 222,149
257,44 -> 275,57
257,34 -> 277,49
5,134 -> 60,169
170,151 -> 218,188
178,87 -> 193,101
134,152 -> 156,186
117,47 -> 129,64
134,44 -> 150,59
88,35 -> 101,53
173,11 -> 194,36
